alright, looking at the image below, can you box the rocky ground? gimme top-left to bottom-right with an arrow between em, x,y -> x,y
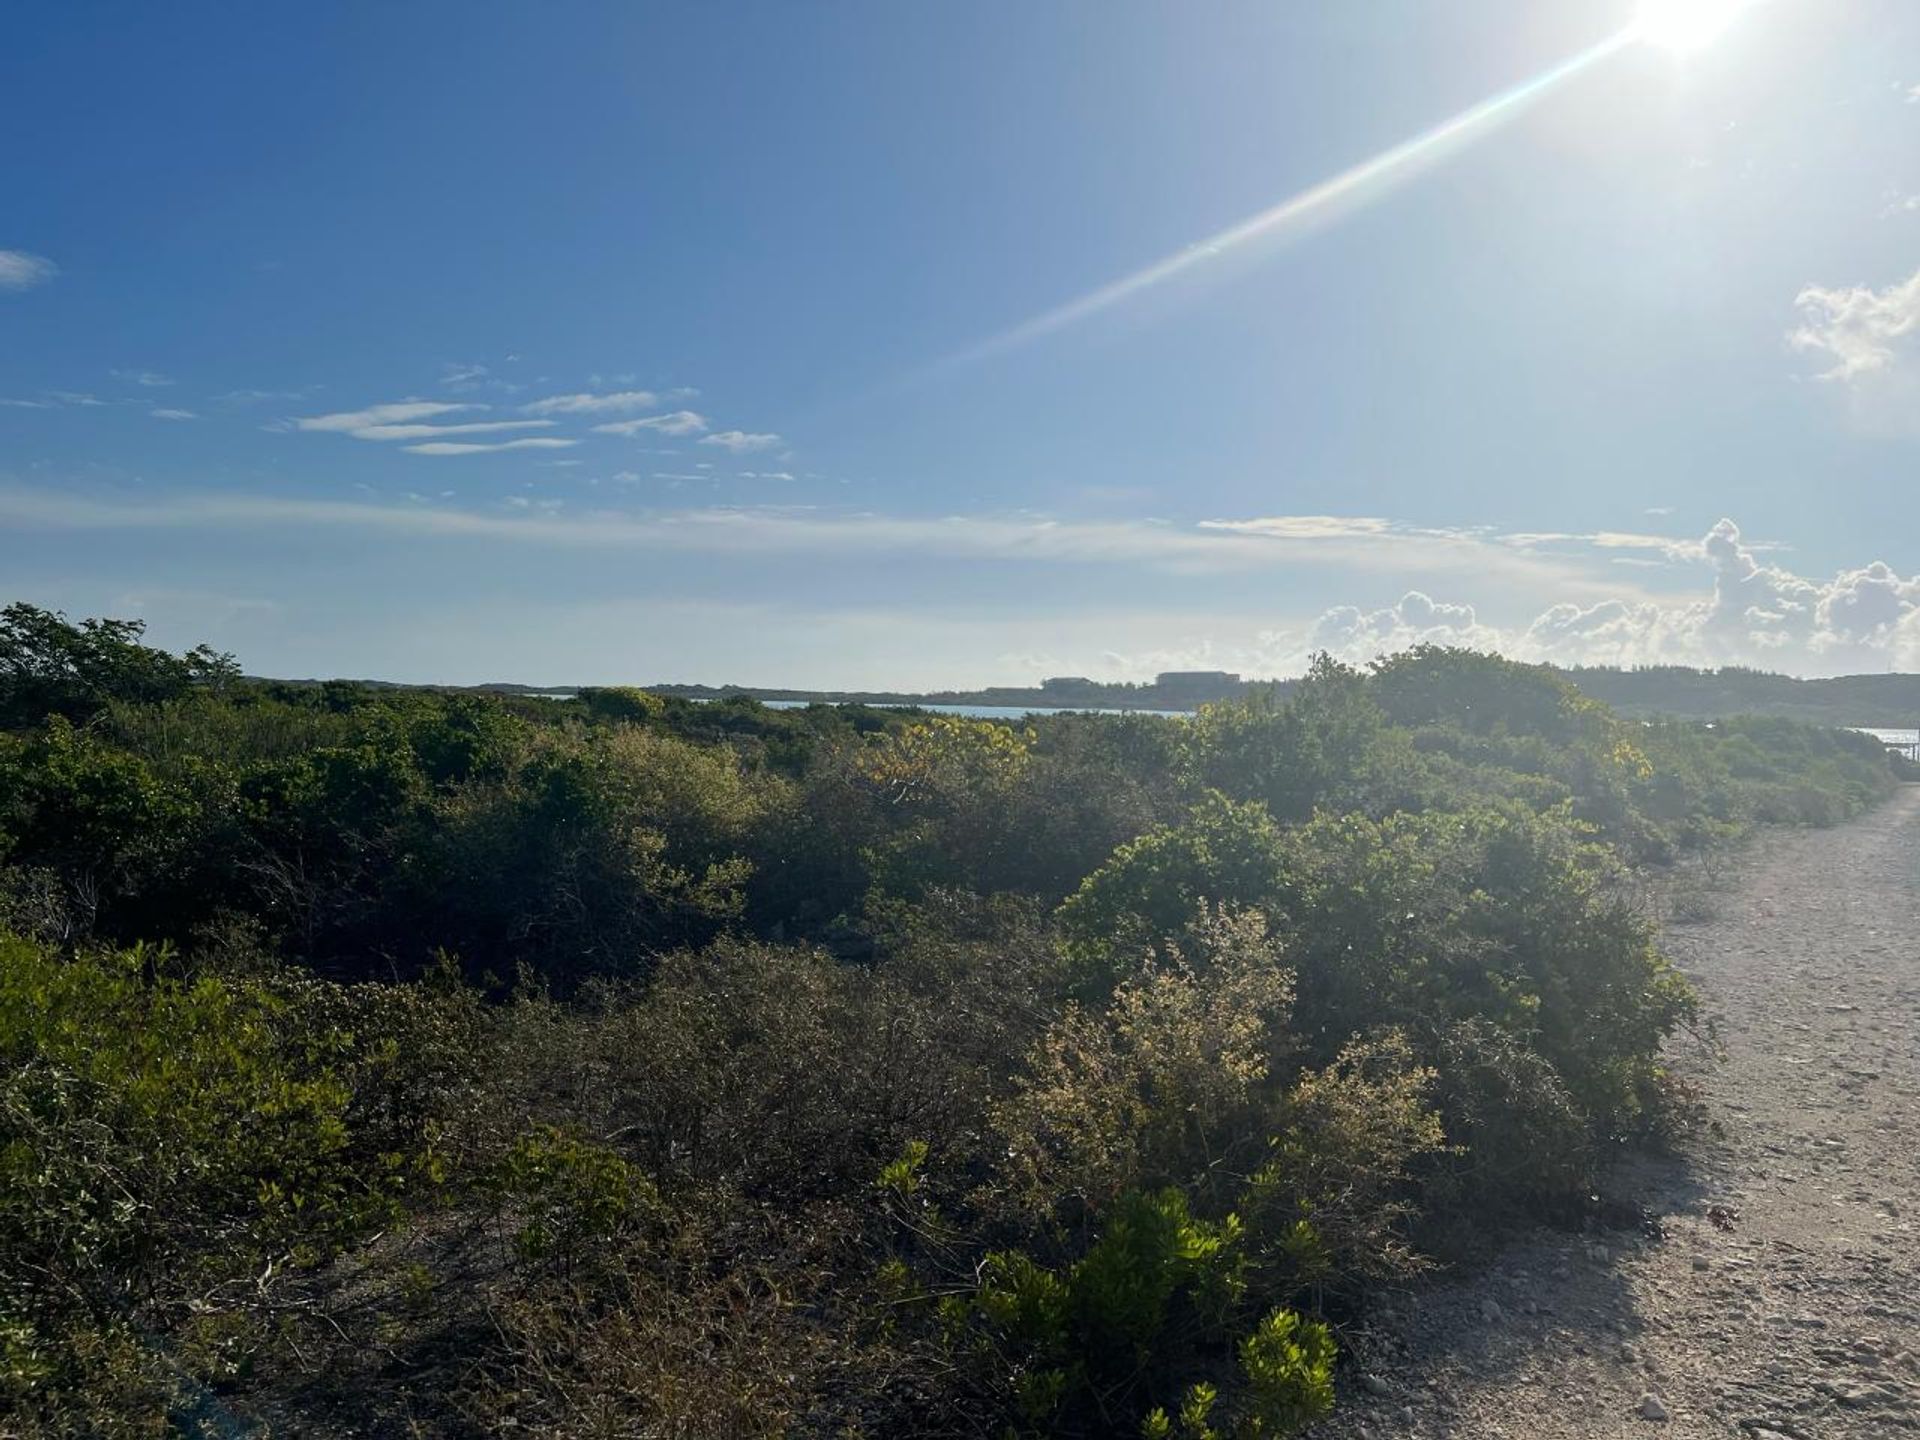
1314,784 -> 1920,1439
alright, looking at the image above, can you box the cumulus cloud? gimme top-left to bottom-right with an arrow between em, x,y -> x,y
0,251 -> 56,290
1791,266 -> 1920,381
594,410 -> 708,437
700,430 -> 782,454
1309,590 -> 1500,658
524,391 -> 661,416
1310,517 -> 1920,674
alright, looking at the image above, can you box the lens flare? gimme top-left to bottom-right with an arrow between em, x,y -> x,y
936,30 -> 1635,372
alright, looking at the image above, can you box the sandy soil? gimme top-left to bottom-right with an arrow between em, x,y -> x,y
1314,784 -> 1920,1440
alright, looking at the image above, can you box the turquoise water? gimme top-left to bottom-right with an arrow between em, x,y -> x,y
757,699 -> 1193,719
526,692 -> 1192,718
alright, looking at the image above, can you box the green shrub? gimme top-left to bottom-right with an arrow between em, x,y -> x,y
0,933 -> 412,1427
493,1126 -> 657,1270
964,1188 -> 1256,1432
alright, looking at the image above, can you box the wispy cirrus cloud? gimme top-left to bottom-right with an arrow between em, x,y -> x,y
149,408 -> 197,421
594,410 -> 708,438
358,421 -> 556,441
524,390 -> 661,416
215,388 -> 314,405
402,438 -> 579,456
292,400 -> 556,445
295,401 -> 473,433
0,490 -> 1645,600
700,429 -> 782,454
112,369 -> 173,387
0,251 -> 57,291
1198,515 -> 1393,540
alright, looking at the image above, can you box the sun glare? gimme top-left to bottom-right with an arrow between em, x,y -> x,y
1635,0 -> 1752,52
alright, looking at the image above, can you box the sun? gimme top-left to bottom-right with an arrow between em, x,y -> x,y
1635,0 -> 1752,52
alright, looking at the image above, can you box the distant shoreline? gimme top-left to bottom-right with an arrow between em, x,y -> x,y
249,662 -> 1920,730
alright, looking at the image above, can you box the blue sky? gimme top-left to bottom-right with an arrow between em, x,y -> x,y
5,0 -> 1920,685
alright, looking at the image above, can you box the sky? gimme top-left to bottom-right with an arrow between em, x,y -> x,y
5,0 -> 1920,687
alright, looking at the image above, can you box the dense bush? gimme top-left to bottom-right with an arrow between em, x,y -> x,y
0,611 -> 1903,1435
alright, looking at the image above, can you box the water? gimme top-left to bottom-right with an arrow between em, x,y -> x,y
1857,728 -> 1920,746
525,691 -> 1191,718
756,699 -> 1192,719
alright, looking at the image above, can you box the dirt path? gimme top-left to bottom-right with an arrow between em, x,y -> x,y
1317,785 -> 1920,1440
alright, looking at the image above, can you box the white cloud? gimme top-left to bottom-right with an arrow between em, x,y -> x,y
1309,590 -> 1501,658
149,408 -> 197,421
0,251 -> 56,290
1200,515 -> 1393,540
524,390 -> 661,416
402,438 -> 581,456
13,493 -> 1909,673
0,398 -> 52,409
292,400 -> 558,444
215,388 -> 311,405
113,369 -> 173,387
355,420 -> 555,441
295,401 -> 475,434
593,410 -> 708,437
1790,266 -> 1920,380
700,430 -> 782,454
1308,517 -> 1920,675
0,490 -> 1633,593
441,363 -> 489,387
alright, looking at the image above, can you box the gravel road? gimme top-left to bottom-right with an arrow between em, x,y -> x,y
1315,784 -> 1920,1439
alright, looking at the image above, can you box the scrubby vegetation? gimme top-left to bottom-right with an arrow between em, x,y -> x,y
0,603 -> 1901,1436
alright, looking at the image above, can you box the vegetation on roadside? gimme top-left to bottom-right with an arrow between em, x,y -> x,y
0,601 -> 1900,1435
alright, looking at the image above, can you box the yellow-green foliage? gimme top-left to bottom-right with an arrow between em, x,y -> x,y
0,934 -> 394,1425
493,1125 -> 657,1268
991,907 -> 1293,1220
965,1188 -> 1252,1431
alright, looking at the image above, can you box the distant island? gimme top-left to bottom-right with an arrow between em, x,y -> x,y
283,661 -> 1920,729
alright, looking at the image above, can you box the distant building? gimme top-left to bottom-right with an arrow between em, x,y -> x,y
1151,670 -> 1244,704
1154,670 -> 1241,689
1040,676 -> 1098,692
